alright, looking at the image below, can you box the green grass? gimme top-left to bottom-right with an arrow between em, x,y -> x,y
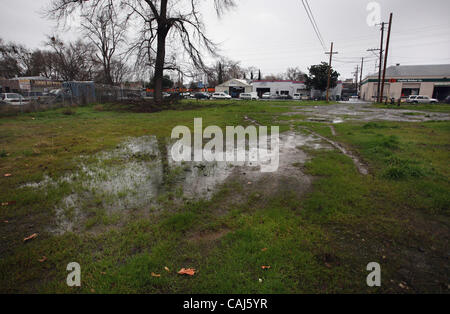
0,101 -> 449,293
372,102 -> 450,113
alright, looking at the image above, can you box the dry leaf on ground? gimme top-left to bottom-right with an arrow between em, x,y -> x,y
38,256 -> 47,263
151,272 -> 161,277
164,266 -> 170,272
178,268 -> 196,276
4,174 -> 12,177
2,201 -> 16,206
261,266 -> 271,270
24,233 -> 38,242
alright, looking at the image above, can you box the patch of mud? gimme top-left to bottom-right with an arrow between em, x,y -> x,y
188,229 -> 231,243
300,127 -> 369,175
284,103 -> 450,123
22,132 -> 331,234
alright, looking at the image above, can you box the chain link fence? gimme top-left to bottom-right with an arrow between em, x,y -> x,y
0,83 -> 145,115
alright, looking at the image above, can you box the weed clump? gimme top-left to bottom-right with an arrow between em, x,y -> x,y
381,135 -> 400,149
363,122 -> 386,129
382,156 -> 426,180
62,108 -> 76,115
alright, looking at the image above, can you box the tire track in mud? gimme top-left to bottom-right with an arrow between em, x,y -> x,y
299,126 -> 369,175
244,115 -> 368,176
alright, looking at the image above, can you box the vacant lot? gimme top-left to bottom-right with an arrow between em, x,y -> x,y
0,100 -> 449,293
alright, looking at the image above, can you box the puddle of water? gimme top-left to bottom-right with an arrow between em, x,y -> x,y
22,132 -> 330,234
291,104 -> 450,123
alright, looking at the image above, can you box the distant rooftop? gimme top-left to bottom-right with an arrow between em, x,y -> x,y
368,64 -> 450,78
10,76 -> 53,81
252,80 -> 305,84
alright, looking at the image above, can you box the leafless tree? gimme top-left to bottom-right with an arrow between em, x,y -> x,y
205,58 -> 251,86
285,67 -> 307,81
46,0 -> 236,104
0,39 -> 33,78
47,36 -> 96,81
80,1 -> 127,85
110,58 -> 132,83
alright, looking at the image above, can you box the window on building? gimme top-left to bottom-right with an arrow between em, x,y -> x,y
401,88 -> 420,98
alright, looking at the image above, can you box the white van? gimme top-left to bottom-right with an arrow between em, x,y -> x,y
239,92 -> 259,100
212,92 -> 232,100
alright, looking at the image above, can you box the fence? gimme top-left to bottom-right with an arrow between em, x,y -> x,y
0,84 -> 146,115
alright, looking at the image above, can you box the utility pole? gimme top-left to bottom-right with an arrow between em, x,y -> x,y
377,22 -> 385,102
353,65 -> 359,95
325,42 -> 338,102
380,13 -> 393,104
359,57 -> 364,94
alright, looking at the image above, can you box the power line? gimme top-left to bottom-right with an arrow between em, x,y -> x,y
300,0 -> 327,51
304,0 -> 326,48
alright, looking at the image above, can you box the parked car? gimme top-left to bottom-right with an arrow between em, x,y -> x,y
406,95 -> 418,103
407,95 -> 438,104
194,92 -> 210,100
0,93 -> 29,105
444,95 -> 450,104
21,91 -> 44,101
211,92 -> 232,100
239,92 -> 259,100
261,92 -> 272,100
293,93 -> 302,100
277,94 -> 292,100
49,88 -> 73,100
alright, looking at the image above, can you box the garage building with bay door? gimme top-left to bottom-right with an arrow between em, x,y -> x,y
360,64 -> 450,102
251,80 -> 309,98
215,79 -> 252,98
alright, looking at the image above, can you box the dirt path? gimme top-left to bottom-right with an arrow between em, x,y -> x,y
283,103 -> 450,123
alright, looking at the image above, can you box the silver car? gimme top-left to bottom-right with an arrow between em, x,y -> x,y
0,93 -> 29,105
407,95 -> 437,104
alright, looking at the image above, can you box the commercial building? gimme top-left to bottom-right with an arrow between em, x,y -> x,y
360,64 -> 450,102
0,77 -> 20,93
10,76 -> 62,93
251,80 -> 309,98
215,79 -> 252,98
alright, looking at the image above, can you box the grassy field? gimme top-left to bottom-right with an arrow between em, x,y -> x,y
0,100 -> 449,293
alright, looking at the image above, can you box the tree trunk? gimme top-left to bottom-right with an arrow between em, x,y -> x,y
153,0 -> 169,106
154,29 -> 167,105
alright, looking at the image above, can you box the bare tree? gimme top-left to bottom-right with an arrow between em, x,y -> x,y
0,39 -> 33,78
110,58 -> 132,83
285,67 -> 306,81
46,0 -> 236,104
81,1 -> 127,85
47,36 -> 96,81
205,58 -> 249,86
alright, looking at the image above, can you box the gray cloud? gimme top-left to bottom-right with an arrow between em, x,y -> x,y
1,0 -> 449,79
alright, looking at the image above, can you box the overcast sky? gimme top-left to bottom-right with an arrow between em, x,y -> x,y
1,0 -> 449,79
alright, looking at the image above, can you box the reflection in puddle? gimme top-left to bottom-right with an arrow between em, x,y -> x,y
22,133 -> 329,234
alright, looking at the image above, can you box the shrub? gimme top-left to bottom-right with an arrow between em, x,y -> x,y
382,156 -> 426,180
62,108 -> 76,115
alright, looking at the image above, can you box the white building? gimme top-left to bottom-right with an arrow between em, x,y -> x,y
215,79 -> 252,98
251,80 -> 309,98
360,64 -> 450,102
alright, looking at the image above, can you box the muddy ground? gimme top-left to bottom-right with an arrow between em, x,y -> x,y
283,102 -> 450,123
